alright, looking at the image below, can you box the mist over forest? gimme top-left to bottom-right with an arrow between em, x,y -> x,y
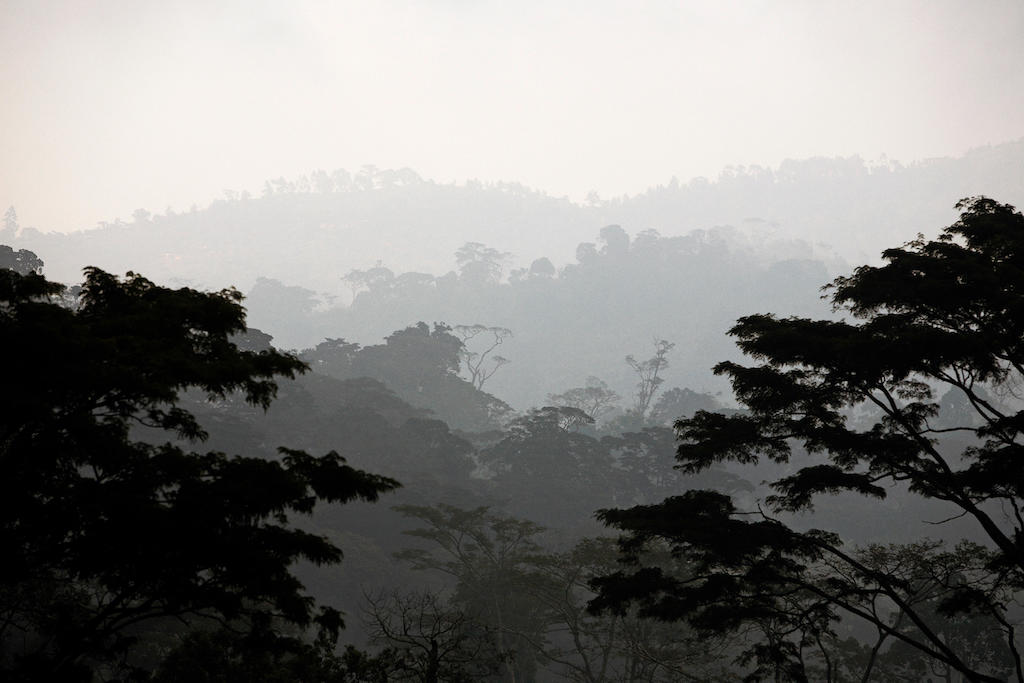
7,142 -> 1024,681
6,142 -> 1024,412
6,1 -> 1024,679
10,141 -> 1024,296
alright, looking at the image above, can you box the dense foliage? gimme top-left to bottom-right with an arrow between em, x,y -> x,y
0,268 -> 398,681
7,193 -> 1024,681
592,198 -> 1024,682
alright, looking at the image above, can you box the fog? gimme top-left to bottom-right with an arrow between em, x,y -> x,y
3,0 -> 1023,241
6,3 -> 1024,681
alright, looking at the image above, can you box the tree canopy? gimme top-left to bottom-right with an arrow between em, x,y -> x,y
591,197 -> 1024,682
0,267 -> 398,681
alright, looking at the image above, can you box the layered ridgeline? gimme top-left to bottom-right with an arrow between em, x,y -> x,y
7,141 -> 1023,294
7,198 -> 1024,681
283,230 -> 836,413
5,141 -> 1024,411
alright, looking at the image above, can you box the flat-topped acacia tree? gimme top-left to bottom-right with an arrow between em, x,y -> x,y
591,198 -> 1024,683
0,267 -> 399,681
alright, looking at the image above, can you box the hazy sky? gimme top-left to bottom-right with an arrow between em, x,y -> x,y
2,0 -> 1023,233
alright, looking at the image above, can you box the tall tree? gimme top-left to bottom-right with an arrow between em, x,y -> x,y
453,324 -> 513,390
591,198 -> 1024,682
625,339 -> 675,419
2,206 -> 18,239
0,268 -> 399,681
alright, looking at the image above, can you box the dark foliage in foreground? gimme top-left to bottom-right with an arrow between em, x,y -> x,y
0,268 -> 398,681
592,198 -> 1024,682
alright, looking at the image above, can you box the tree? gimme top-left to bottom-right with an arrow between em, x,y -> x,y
647,387 -> 721,426
393,504 -> 550,683
392,508 -> 728,682
452,324 -> 513,390
455,242 -> 511,286
0,268 -> 399,680
528,257 -> 556,279
301,337 -> 361,377
342,262 -> 395,303
362,589 -> 500,682
508,405 -> 595,435
625,339 -> 675,419
859,542 -> 1018,682
0,245 -> 43,275
302,323 -> 513,432
598,225 -> 629,257
2,206 -> 18,239
600,427 -> 752,508
358,323 -> 463,384
527,537 -> 730,683
548,377 -> 622,422
480,409 -> 616,527
591,198 -> 1024,682
246,276 -> 322,319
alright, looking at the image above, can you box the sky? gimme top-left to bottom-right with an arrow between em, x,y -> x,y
2,0 -> 1023,233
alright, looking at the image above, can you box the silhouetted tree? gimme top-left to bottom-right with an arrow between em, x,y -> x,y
858,541 -> 1018,682
0,268 -> 398,680
453,324 -> 513,390
0,245 -> 43,275
363,589 -> 501,682
591,198 -> 1024,682
625,339 -> 675,419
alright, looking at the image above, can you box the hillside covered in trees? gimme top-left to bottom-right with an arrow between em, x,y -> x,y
6,141 -> 1023,296
7,144 -> 1024,411
6,195 -> 1024,681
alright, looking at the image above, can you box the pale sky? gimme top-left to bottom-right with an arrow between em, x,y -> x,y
2,0 -> 1023,232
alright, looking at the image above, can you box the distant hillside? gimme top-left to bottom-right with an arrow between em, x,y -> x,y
256,224 -> 837,410
6,140 -> 1023,299
7,141 -> 1023,409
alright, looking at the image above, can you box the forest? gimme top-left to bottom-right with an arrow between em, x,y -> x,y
5,191 -> 1024,682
